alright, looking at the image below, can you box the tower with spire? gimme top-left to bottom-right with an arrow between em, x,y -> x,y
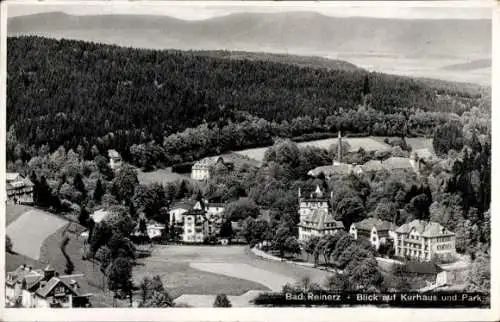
298,184 -> 330,223
333,131 -> 343,166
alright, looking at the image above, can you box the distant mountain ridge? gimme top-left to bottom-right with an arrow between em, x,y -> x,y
7,11 -> 492,84
8,12 -> 491,58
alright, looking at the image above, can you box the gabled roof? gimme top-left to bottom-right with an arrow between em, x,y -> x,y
108,149 -> 121,159
382,157 -> 413,170
6,172 -> 21,181
396,220 -> 454,237
35,277 -> 78,298
6,265 -> 44,287
170,199 -> 197,211
300,208 -> 344,231
308,163 -> 351,177
90,209 -> 110,223
352,217 -> 395,232
193,156 -> 225,168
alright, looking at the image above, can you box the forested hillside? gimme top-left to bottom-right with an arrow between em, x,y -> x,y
7,36 -> 489,167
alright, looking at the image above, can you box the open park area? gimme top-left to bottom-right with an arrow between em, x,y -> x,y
133,245 -> 332,306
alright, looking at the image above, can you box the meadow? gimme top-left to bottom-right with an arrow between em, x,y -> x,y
6,207 -> 68,259
233,136 -> 433,162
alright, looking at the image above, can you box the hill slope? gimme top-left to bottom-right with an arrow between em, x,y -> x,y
8,12 -> 491,59
6,36 -> 488,167
7,12 -> 491,83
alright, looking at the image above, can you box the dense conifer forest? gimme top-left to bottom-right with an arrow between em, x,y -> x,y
7,36 -> 490,167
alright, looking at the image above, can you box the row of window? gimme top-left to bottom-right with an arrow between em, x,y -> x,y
436,244 -> 453,250
434,236 -> 453,243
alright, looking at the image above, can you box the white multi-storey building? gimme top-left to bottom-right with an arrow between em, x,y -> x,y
394,220 -> 456,262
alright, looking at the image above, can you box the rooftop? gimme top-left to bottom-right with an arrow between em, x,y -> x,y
35,277 -> 79,298
193,156 -> 227,168
90,209 -> 111,223
396,220 -> 454,237
300,208 -> 344,231
308,163 -> 351,177
382,157 -> 414,170
108,149 -> 121,159
6,173 -> 21,181
352,217 -> 396,232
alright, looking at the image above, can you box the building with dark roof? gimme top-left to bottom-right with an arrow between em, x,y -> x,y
191,156 -> 233,181
298,208 -> 344,243
349,218 -> 396,250
394,220 -> 456,262
167,198 -> 226,243
298,185 -> 331,224
307,132 -> 363,178
5,264 -> 90,308
6,172 -> 34,204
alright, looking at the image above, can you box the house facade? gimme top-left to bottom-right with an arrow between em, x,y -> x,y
298,185 -> 331,223
298,208 -> 344,243
169,199 -> 226,243
394,220 -> 456,262
6,173 -> 34,204
5,264 -> 89,308
182,210 -> 208,243
349,218 -> 396,250
168,200 -> 197,225
191,156 -> 233,181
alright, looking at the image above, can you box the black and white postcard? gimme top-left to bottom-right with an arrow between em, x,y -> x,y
0,1 -> 498,321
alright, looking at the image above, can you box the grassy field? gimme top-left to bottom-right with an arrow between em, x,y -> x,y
5,204 -> 32,226
235,136 -> 395,162
133,245 -> 332,301
298,136 -> 391,152
137,167 -> 190,186
6,208 -> 68,259
234,136 -> 435,163
133,246 -> 269,299
38,223 -> 122,307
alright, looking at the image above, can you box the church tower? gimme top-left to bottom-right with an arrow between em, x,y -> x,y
333,131 -> 343,165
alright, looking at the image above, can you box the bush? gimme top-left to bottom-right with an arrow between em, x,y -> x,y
213,294 -> 232,307
6,235 -> 13,253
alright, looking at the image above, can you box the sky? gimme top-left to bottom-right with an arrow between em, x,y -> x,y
7,1 -> 493,20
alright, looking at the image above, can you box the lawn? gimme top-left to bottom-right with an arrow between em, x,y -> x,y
5,204 -> 32,226
234,136 -> 395,162
6,208 -> 68,259
299,136 -> 391,152
132,246 -> 270,299
137,167 -> 190,186
38,223 -> 122,307
133,245 -> 332,302
372,136 -> 434,151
